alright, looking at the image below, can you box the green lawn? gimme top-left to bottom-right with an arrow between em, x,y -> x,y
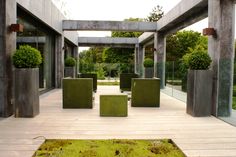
97,82 -> 119,86
33,139 -> 185,157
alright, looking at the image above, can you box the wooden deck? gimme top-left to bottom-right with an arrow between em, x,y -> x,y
0,86 -> 236,157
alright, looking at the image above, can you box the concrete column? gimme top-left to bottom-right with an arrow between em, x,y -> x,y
154,32 -> 166,89
137,46 -> 145,77
208,0 -> 235,116
134,44 -> 139,74
55,35 -> 64,88
0,0 -> 16,117
73,46 -> 79,75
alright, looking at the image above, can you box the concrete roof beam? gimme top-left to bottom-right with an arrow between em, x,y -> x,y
78,37 -> 138,48
63,20 -> 157,32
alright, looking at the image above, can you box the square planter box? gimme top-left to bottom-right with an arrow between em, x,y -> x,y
64,67 -> 75,78
131,78 -> 160,107
63,78 -> 93,108
119,73 -> 139,92
144,67 -> 154,78
78,73 -> 97,92
100,94 -> 128,117
187,70 -> 212,117
14,68 -> 39,117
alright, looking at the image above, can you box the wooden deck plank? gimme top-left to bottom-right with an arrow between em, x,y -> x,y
0,86 -> 235,157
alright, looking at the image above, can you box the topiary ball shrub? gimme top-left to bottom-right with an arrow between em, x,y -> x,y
12,45 -> 42,68
143,58 -> 154,68
188,50 -> 212,70
65,57 -> 76,67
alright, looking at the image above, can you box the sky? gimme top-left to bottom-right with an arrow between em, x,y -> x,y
57,0 -> 209,50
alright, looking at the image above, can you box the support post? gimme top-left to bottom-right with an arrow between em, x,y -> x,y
154,32 -> 166,89
137,46 -> 145,77
0,0 -> 16,117
73,46 -> 79,75
134,44 -> 139,74
55,35 -> 64,88
208,0 -> 235,116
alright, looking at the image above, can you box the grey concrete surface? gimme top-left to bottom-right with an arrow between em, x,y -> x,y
154,33 -> 166,89
208,0 -> 235,117
138,32 -> 154,45
78,37 -> 138,48
187,70 -> 212,117
14,68 -> 39,117
0,0 -> 16,117
55,35 -> 64,88
16,0 -> 78,45
157,0 -> 208,34
63,20 -> 157,32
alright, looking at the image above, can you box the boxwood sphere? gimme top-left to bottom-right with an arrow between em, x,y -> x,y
65,57 -> 76,67
12,45 -> 42,68
188,50 -> 212,70
143,58 -> 154,68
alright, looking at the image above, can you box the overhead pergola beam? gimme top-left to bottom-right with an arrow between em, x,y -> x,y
157,0 -> 208,34
63,20 -> 157,32
78,37 -> 138,48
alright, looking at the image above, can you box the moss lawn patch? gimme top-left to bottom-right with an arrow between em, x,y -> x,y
33,139 -> 185,157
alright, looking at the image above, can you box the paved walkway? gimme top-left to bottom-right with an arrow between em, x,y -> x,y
0,86 -> 236,157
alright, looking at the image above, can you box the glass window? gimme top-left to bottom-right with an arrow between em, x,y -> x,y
17,9 -> 55,92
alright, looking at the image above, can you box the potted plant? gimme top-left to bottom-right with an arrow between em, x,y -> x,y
12,45 -> 42,117
186,49 -> 212,117
143,58 -> 154,78
64,56 -> 76,78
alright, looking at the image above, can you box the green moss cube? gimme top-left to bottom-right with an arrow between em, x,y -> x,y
100,95 -> 128,117
131,78 -> 160,107
63,78 -> 93,108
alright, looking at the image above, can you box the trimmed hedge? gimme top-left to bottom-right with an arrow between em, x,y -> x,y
12,45 -> 42,68
143,58 -> 154,68
188,50 -> 212,70
65,57 -> 76,67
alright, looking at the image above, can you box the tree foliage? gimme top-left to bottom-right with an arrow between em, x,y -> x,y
145,5 -> 164,22
166,30 -> 207,61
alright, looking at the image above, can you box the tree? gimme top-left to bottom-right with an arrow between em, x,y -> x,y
166,30 -> 207,61
102,18 -> 143,64
145,5 -> 164,22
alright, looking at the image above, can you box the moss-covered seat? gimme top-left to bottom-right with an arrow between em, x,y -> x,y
63,78 -> 93,108
78,73 -> 97,92
131,78 -> 160,107
120,73 -> 139,92
100,94 -> 128,117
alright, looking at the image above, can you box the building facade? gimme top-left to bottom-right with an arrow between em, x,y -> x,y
0,0 -> 79,117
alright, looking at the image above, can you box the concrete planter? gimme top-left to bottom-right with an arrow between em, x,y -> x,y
64,67 -> 75,78
119,73 -> 139,92
14,68 -> 39,117
144,67 -> 153,78
78,73 -> 97,92
187,70 -> 212,117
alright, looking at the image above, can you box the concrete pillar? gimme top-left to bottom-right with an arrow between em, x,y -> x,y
208,0 -> 235,116
134,44 -> 139,74
0,0 -> 16,117
55,35 -> 64,88
137,46 -> 145,77
73,46 -> 79,75
154,32 -> 166,89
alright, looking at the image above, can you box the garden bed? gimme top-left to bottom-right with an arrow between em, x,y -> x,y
33,139 -> 185,157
